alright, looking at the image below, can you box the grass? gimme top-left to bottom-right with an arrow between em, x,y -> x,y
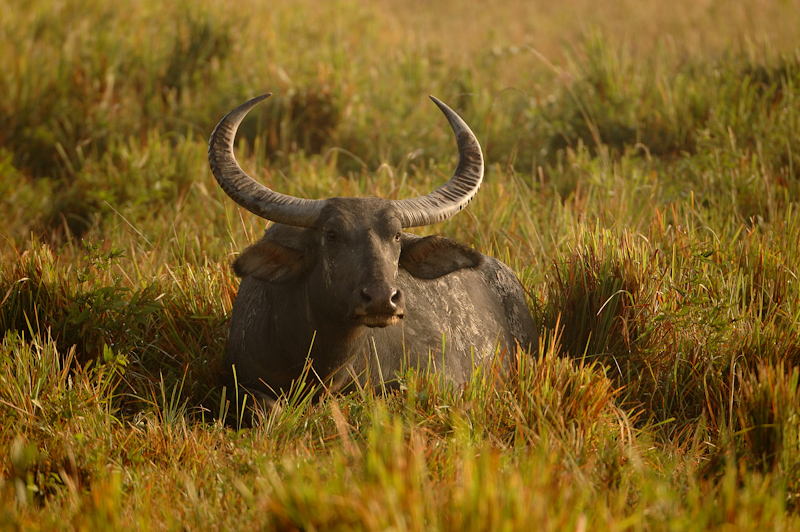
2,0 -> 800,528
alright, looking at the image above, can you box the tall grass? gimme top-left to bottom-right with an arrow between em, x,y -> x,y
2,0 -> 800,528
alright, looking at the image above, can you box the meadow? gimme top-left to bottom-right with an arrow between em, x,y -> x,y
2,0 -> 800,529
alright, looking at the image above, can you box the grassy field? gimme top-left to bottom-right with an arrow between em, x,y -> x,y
3,0 -> 800,529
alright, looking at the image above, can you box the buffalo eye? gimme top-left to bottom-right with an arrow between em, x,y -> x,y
326,229 -> 338,242
394,232 -> 401,242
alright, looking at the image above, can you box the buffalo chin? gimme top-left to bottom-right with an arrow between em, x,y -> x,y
354,314 -> 403,328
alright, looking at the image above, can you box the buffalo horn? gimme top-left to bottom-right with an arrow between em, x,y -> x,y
392,96 -> 484,228
208,94 -> 325,228
208,94 -> 483,229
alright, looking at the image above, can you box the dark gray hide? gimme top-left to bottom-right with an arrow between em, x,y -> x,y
225,198 -> 537,401
210,94 -> 537,403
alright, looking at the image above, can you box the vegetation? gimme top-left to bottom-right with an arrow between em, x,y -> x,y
2,0 -> 800,528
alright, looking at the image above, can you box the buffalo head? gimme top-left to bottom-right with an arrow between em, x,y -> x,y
208,94 -> 485,331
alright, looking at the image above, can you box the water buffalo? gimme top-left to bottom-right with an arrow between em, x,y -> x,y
209,93 -> 537,405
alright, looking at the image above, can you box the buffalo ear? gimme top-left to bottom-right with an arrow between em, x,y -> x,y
233,240 -> 305,282
400,235 -> 483,279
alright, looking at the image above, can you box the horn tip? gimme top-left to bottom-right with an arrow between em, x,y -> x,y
429,95 -> 445,107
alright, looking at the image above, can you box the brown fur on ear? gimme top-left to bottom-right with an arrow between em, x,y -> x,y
400,235 -> 483,279
233,240 -> 305,282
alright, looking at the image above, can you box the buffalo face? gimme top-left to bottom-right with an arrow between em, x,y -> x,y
315,198 -> 406,328
233,197 -> 406,329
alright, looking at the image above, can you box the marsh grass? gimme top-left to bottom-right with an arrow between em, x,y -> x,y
3,0 -> 800,528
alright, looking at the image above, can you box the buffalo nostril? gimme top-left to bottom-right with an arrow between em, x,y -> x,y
390,289 -> 402,307
361,288 -> 372,304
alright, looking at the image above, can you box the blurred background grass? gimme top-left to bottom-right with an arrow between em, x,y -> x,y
3,0 -> 800,252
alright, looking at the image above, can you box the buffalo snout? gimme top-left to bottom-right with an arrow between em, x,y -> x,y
351,283 -> 405,327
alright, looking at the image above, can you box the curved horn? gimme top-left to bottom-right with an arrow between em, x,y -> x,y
392,96 -> 484,228
208,93 -> 324,228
